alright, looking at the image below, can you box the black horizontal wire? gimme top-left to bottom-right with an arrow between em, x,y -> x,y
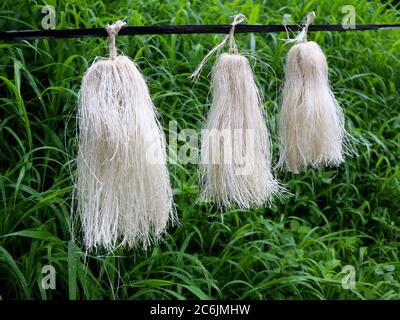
1,24 -> 400,40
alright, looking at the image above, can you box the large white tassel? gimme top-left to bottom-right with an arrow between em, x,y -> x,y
191,14 -> 282,209
278,12 -> 350,173
77,21 -> 175,251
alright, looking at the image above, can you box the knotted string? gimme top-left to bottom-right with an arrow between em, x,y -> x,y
285,11 -> 316,44
106,20 -> 127,60
188,14 -> 247,81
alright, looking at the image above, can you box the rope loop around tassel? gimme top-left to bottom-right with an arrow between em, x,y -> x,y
303,11 -> 316,42
228,13 -> 247,54
106,20 -> 127,60
188,13 -> 247,81
285,11 -> 316,44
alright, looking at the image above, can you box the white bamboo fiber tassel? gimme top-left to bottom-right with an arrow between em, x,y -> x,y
278,12 -> 350,173
77,21 -> 176,251
190,14 -> 282,209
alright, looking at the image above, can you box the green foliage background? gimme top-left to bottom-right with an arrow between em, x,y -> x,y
0,0 -> 399,299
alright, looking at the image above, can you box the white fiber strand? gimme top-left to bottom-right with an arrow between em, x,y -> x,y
278,13 -> 350,173
200,53 -> 282,209
77,21 -> 175,251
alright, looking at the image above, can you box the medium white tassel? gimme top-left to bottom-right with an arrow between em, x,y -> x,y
77,21 -> 175,251
191,14 -> 282,209
278,12 -> 350,173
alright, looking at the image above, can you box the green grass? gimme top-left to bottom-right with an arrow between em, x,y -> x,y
0,0 -> 399,299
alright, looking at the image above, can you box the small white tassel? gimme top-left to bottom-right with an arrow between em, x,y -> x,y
278,12 -> 350,173
191,14 -> 282,209
77,21 -> 176,251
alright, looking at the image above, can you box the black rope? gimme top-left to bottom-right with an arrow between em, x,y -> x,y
1,24 -> 400,40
